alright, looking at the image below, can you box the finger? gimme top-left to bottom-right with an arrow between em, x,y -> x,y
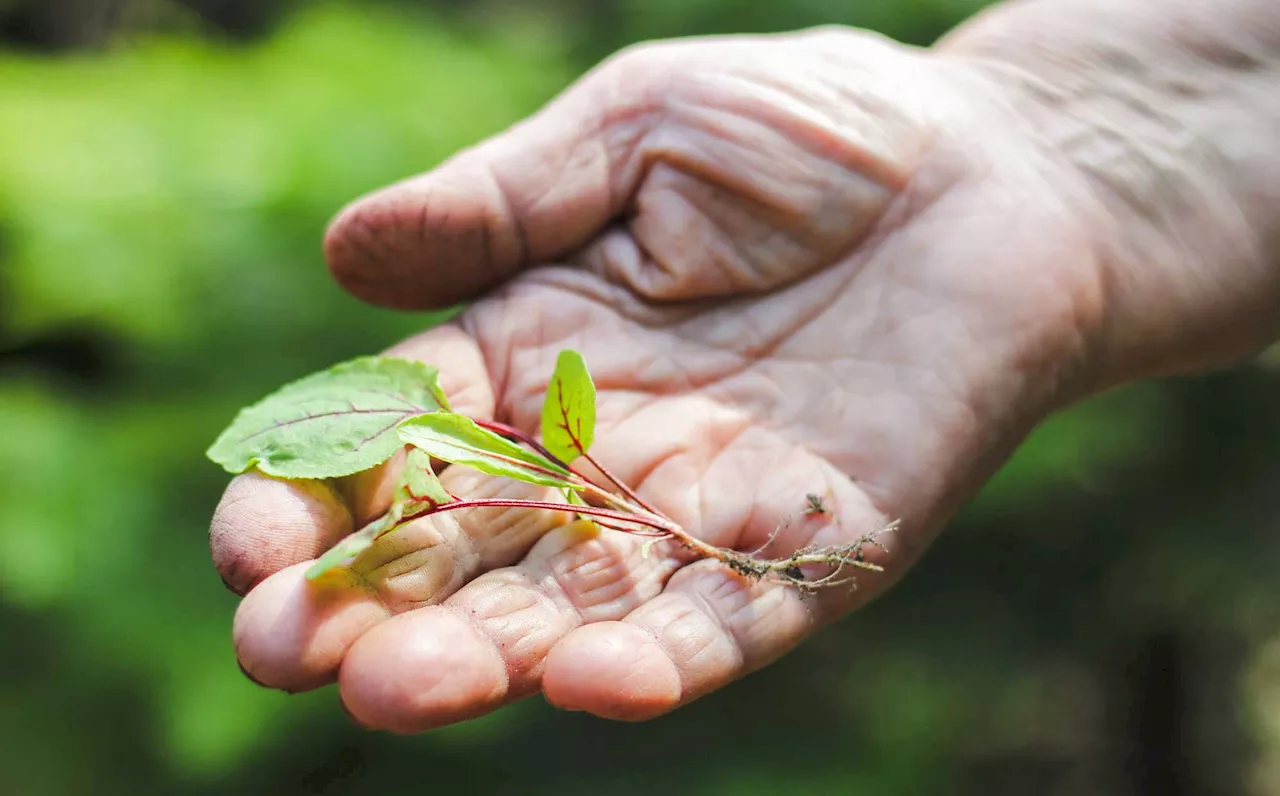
322,42 -> 676,310
541,554 -> 836,721
231,560 -> 389,693
210,324 -> 493,595
323,31 -> 906,309
232,464 -> 570,693
541,565 -> 808,721
210,475 -> 352,597
334,432 -> 898,731
537,463 -> 900,721
337,522 -> 684,733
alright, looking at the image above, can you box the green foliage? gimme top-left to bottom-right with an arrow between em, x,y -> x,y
209,348 -> 601,577
0,2 -> 572,786
306,521 -> 383,581
207,357 -> 449,478
398,413 -> 578,489
541,349 -> 596,464
563,485 -> 594,525
0,3 -> 568,356
570,0 -> 995,60
396,446 -> 456,510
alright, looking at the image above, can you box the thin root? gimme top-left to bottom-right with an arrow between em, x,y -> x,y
746,515 -> 792,557
714,519 -> 900,593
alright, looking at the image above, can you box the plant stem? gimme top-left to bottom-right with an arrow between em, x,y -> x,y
473,419 -> 571,470
394,419 -> 894,590
583,452 -> 663,516
398,495 -> 726,560
589,517 -> 672,538
400,497 -> 675,534
473,417 -> 664,519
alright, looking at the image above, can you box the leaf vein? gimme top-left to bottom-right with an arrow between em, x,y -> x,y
237,406 -> 418,443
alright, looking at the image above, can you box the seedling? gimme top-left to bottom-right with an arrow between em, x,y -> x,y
207,350 -> 895,589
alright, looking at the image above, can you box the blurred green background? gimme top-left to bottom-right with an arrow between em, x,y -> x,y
1,1 -> 1278,794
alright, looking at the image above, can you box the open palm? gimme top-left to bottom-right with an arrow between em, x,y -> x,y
214,27 -> 1118,732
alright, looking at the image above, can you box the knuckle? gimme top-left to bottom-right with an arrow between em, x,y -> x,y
591,40 -> 681,115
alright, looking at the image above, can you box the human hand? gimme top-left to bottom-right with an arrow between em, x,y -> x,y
212,5 -> 1280,733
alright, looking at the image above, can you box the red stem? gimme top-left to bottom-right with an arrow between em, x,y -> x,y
430,417 -> 713,554
583,452 -> 662,516
473,418 -> 666,518
589,517 -> 672,538
401,496 -> 680,534
473,419 -> 572,471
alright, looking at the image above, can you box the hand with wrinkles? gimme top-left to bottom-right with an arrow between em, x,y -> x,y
212,0 -> 1280,732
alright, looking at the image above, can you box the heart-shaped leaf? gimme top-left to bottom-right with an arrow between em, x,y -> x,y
541,349 -> 596,464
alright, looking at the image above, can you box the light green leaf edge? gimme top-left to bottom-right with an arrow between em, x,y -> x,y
397,413 -> 580,490
206,356 -> 450,480
540,349 -> 596,465
305,522 -> 385,581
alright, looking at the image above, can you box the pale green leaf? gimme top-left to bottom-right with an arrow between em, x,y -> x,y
397,413 -> 579,489
305,521 -> 384,580
391,447 -> 454,515
306,449 -> 453,580
540,349 -> 596,464
207,356 -> 450,479
563,485 -> 594,525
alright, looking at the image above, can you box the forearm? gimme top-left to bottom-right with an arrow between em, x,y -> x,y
938,0 -> 1280,379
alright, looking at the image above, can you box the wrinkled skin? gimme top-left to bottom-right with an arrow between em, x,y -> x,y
211,20 -> 1279,733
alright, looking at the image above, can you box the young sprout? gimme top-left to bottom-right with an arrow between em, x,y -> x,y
207,349 -> 896,589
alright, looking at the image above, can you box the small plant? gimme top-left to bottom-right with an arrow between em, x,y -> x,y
207,350 -> 895,589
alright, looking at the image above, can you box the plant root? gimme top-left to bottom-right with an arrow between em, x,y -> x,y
709,519 -> 900,593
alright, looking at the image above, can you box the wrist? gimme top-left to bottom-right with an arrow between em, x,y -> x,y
937,0 -> 1280,383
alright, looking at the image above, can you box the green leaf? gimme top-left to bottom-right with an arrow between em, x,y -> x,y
540,349 -> 596,464
306,449 -> 453,580
305,521 -> 384,580
563,486 -> 594,525
206,356 -> 450,479
397,413 -> 579,489
392,447 -> 453,514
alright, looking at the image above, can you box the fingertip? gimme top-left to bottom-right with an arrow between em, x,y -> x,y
339,607 -> 508,734
322,174 -> 518,311
322,58 -> 653,312
211,473 -> 352,595
323,191 -> 411,309
233,562 -> 387,693
543,622 -> 681,721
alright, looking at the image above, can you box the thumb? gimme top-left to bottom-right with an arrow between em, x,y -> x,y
323,45 -> 671,310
